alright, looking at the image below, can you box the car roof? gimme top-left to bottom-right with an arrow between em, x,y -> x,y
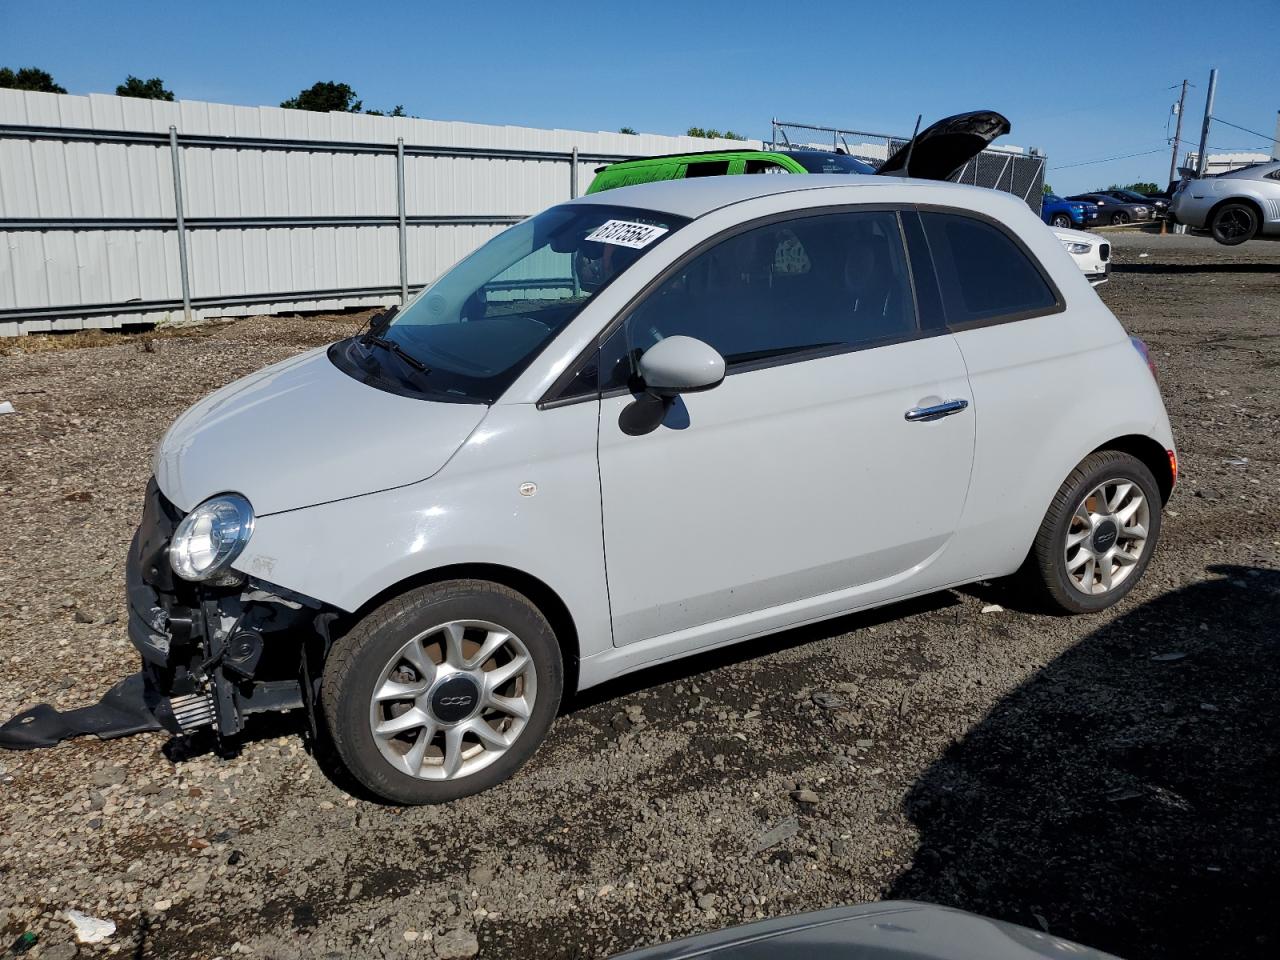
567,173 -> 946,219
1213,159 -> 1280,178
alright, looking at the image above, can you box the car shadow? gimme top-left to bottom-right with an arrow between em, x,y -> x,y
565,590 -> 961,713
887,564 -> 1280,959
179,591 -> 966,804
1114,262 -> 1280,275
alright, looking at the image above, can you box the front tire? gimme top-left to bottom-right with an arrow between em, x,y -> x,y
1050,213 -> 1072,228
322,580 -> 563,804
1210,202 -> 1258,245
1110,211 -> 1130,225
1027,451 -> 1162,614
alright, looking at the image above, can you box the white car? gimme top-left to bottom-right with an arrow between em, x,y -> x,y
1054,226 -> 1111,285
2,175 -> 1177,805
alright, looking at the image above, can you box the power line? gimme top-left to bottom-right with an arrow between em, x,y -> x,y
1212,117 -> 1278,143
1049,147 -> 1167,171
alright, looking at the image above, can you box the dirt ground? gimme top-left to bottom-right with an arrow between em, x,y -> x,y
1,230 -> 1278,960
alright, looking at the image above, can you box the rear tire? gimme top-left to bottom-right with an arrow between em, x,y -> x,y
1026,451 -> 1162,614
1210,201 -> 1258,246
322,580 -> 563,804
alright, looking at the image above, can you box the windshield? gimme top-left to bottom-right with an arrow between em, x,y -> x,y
785,152 -> 877,175
331,204 -> 688,403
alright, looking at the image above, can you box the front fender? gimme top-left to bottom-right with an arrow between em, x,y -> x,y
233,401 -> 613,659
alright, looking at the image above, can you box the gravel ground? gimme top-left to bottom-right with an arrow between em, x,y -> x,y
1,231 -> 1278,960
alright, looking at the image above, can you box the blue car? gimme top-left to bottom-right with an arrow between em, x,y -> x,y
1041,193 -> 1098,229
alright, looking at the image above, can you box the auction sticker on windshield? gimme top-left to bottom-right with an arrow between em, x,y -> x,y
585,220 -> 669,248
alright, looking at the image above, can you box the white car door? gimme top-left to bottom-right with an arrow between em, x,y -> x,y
594,209 -> 976,650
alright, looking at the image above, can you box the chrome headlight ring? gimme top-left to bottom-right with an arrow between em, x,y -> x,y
169,494 -> 255,582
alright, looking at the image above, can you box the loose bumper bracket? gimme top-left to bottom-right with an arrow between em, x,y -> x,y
0,672 -> 179,750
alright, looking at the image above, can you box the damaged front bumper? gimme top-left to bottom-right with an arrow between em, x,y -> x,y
1,479 -> 333,751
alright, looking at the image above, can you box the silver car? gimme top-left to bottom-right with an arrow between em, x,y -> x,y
610,902 -> 1121,960
1169,160 -> 1280,245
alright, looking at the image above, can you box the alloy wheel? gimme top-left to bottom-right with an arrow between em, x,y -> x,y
1063,478 -> 1150,595
368,620 -> 537,780
1216,207 -> 1255,241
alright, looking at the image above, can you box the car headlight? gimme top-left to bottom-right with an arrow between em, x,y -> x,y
169,494 -> 255,582
1061,240 -> 1092,255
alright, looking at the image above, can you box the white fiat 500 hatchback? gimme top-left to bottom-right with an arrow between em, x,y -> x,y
9,175 -> 1177,803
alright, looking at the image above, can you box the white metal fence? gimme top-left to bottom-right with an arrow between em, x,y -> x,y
0,90 -> 754,336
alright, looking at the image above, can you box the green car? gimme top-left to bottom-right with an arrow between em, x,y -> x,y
585,149 -> 877,194
587,110 -> 1012,194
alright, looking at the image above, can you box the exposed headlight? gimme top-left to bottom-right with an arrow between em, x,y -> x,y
169,494 -> 255,582
1061,241 -> 1093,255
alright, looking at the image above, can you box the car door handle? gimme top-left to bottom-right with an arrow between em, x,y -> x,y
904,399 -> 969,422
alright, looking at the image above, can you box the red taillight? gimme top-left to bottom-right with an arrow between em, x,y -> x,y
1130,335 -> 1158,380
1168,449 -> 1178,486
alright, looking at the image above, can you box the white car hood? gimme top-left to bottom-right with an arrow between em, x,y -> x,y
153,346 -> 487,515
1052,226 -> 1102,244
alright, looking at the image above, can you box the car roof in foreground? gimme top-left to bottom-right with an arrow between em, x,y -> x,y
608,901 -> 1121,960
567,173 -> 994,220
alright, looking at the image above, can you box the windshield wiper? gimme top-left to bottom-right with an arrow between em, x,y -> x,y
364,334 -> 430,374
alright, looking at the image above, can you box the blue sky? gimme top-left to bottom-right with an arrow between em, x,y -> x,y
3,0 -> 1278,195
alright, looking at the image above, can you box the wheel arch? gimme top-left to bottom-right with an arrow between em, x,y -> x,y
340,563 -> 582,694
1208,195 -> 1264,230
1091,434 -> 1175,503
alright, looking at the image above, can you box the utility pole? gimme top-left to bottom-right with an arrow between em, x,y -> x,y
1168,79 -> 1188,184
1194,68 -> 1218,177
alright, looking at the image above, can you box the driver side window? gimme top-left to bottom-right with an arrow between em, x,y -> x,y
600,210 -> 917,391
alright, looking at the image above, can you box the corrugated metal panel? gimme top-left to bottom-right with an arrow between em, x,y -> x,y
0,89 -> 756,334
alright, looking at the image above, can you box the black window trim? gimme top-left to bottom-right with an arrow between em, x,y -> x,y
538,202 -> 939,409
908,203 -> 1066,334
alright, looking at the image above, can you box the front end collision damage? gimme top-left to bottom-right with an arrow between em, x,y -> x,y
0,480 -> 333,752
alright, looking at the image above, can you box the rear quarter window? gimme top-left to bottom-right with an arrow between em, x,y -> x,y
919,211 -> 1060,327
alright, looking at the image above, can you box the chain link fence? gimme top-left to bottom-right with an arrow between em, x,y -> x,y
770,120 -> 1046,212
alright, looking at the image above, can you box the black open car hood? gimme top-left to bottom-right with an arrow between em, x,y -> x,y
876,110 -> 1012,182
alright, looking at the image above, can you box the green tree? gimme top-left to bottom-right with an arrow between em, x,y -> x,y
281,81 -> 407,116
618,126 -> 637,135
687,126 -> 744,140
281,81 -> 362,112
0,66 -> 66,93
1043,183 -> 1054,195
1107,181 -> 1159,195
116,75 -> 174,101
